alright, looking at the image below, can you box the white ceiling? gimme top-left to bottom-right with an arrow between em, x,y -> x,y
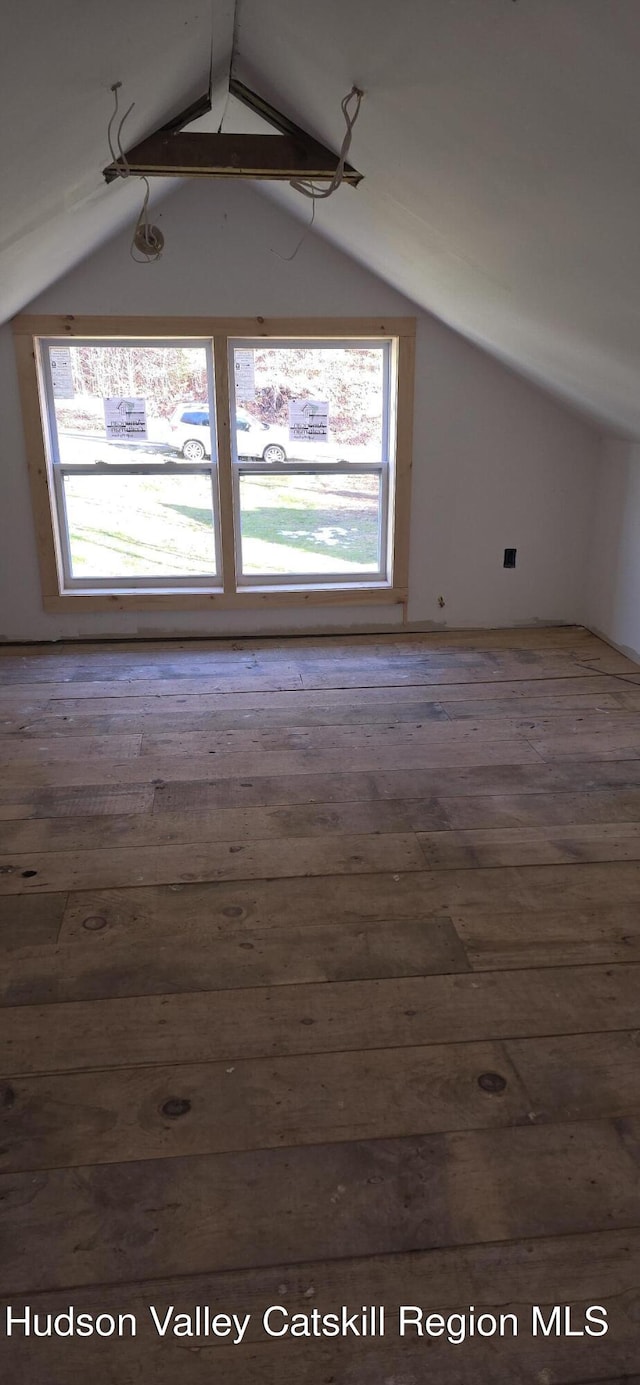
0,0 -> 234,315
3,0 -> 640,434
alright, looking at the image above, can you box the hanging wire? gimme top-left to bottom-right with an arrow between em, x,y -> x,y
271,198 -> 317,263
290,85 -> 364,201
107,83 -> 164,263
271,85 -> 363,262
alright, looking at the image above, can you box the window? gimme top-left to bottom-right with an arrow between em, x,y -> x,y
14,317 -> 415,611
41,341 -> 220,587
230,341 -> 391,586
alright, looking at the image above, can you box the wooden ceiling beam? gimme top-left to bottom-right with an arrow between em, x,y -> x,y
103,83 -> 362,185
104,131 -> 362,182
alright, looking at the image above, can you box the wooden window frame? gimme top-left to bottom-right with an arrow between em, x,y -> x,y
12,315 -> 415,613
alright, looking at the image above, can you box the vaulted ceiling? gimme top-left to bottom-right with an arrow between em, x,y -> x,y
3,0 -> 640,434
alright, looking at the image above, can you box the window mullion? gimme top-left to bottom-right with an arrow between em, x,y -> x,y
213,335 -> 238,594
391,334 -> 414,593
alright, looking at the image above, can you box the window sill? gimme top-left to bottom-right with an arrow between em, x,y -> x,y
43,585 -> 406,613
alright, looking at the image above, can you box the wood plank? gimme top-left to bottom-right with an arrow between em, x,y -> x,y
2,1121 -> 639,1292
461,711 -> 640,740
441,691 -> 633,718
104,129 -> 363,182
0,785 -> 154,822
0,636 -> 625,683
284,647 -> 611,671
57,861 -> 640,945
0,734 -> 142,764
334,624 -> 605,649
0,832 -> 426,894
1,1336 -> 635,1385
3,964 -> 638,1076
392,330 -> 414,592
529,729 -> 640,759
0,739 -> 547,789
286,644 -> 579,665
455,905 -> 640,971
0,1039 -> 531,1172
295,656 -> 621,688
10,810 -> 640,877
5,1031 -> 640,1175
417,822 -> 640,870
3,1330 -> 635,1385
12,699 -> 452,735
12,334 -> 61,604
45,588 -> 405,614
573,649 -> 640,674
0,671 -> 305,694
136,720 -> 526,759
615,686 -> 640,707
508,1031 -> 640,1123
410,788 -> 640,830
0,702 -> 53,732
150,759 -> 640,813
0,647 -> 293,675
0,801 -> 420,853
1,1230 -> 638,1383
11,699 -> 639,739
0,658 -> 278,681
213,332 -> 238,593
0,913 -> 469,1007
14,770 -> 640,819
278,627 -> 620,653
12,313 -> 414,341
0,623 -> 595,652
42,671 -> 625,714
0,895 -> 66,951
0,1224 -> 633,1346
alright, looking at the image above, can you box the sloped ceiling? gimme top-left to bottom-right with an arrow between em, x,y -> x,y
3,0 -> 640,434
0,0 -> 235,313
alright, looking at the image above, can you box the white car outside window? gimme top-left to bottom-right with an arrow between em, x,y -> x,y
168,405 -> 372,464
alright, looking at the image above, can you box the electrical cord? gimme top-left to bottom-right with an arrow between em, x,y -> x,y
271,199 -> 316,263
272,85 -> 363,262
290,85 -> 364,201
107,83 -> 165,263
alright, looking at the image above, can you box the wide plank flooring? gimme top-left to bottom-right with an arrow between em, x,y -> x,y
1,625 -> 639,1383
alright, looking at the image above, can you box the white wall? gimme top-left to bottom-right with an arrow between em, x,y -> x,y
0,179 -> 601,641
587,438 -> 640,663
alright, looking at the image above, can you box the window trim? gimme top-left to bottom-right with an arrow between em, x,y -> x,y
12,315 -> 415,613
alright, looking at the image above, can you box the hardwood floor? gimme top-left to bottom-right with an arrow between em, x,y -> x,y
1,625 -> 640,1383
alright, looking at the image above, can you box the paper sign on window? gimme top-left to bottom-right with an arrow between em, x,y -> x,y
234,350 -> 256,402
288,399 -> 329,442
103,397 -> 148,440
50,347 -> 74,399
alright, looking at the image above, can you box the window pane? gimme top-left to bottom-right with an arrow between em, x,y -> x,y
63,474 -> 217,579
48,344 -> 214,465
231,345 -> 386,464
238,472 -> 382,577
